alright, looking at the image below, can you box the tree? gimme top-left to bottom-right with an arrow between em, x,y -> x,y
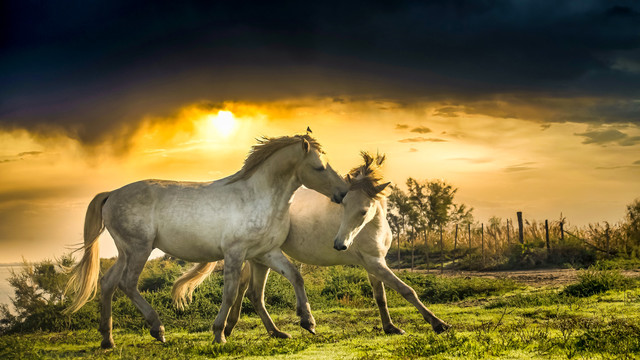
407,178 -> 429,270
625,198 -> 640,248
387,185 -> 414,267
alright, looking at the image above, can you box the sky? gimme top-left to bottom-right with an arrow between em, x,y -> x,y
1,0 -> 639,262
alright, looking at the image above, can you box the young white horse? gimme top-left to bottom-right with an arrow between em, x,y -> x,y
64,134 -> 348,348
175,152 -> 450,339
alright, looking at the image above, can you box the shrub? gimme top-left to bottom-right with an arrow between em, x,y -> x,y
399,273 -> 519,303
562,269 -> 631,297
320,266 -> 372,303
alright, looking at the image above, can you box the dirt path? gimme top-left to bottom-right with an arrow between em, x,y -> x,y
400,268 -> 640,286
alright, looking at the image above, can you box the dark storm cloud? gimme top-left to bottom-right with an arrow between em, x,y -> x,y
575,128 -> 640,146
2,0 -> 640,143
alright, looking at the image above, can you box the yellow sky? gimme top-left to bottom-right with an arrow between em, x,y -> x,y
0,98 -> 639,262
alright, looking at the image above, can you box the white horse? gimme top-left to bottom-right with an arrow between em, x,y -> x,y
64,134 -> 348,348
175,152 -> 450,339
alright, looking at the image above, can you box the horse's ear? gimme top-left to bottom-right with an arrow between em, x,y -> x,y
376,153 -> 386,166
346,173 -> 352,183
374,182 -> 391,194
302,139 -> 311,153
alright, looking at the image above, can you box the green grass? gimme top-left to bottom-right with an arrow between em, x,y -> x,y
2,286 -> 640,359
3,261 -> 639,359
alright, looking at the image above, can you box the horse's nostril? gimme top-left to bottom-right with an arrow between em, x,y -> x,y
333,241 -> 347,251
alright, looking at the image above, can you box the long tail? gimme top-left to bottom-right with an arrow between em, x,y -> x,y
172,262 -> 217,310
63,192 -> 110,314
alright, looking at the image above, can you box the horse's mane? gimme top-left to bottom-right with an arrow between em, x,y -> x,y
347,151 -> 388,200
227,134 -> 323,183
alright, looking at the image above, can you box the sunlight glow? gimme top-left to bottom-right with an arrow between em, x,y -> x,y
209,110 -> 236,137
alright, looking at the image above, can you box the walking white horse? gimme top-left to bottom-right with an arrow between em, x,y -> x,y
64,134 -> 348,348
175,152 -> 450,339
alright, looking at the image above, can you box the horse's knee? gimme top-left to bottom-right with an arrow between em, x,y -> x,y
247,289 -> 261,305
289,271 -> 305,288
399,287 -> 417,299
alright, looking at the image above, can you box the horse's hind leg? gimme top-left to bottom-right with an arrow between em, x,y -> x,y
99,256 -> 126,349
255,249 -> 315,335
118,244 -> 165,343
245,261 -> 291,339
212,250 -> 245,343
224,261 -> 251,338
367,272 -> 405,335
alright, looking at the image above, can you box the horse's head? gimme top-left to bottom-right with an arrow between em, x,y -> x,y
333,152 -> 390,251
295,135 -> 348,204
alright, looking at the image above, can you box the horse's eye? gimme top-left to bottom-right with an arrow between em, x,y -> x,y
314,166 -> 325,171
360,210 -> 368,216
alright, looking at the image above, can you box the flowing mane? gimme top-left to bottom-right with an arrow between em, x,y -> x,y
347,151 -> 387,199
227,134 -> 323,183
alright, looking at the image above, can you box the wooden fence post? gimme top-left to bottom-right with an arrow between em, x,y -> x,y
440,227 -> 444,274
517,211 -> 524,244
411,232 -> 415,272
468,223 -> 472,252
425,231 -> 430,273
453,224 -> 459,266
454,224 -> 458,251
397,234 -> 401,269
605,222 -> 610,255
481,223 -> 485,268
560,221 -> 564,243
545,219 -> 550,256
506,219 -> 510,243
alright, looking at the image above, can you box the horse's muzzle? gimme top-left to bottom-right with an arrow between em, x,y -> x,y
333,238 -> 347,251
332,191 -> 347,204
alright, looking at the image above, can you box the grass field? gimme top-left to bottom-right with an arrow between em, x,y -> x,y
1,264 -> 639,359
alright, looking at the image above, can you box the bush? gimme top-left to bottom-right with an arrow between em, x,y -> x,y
399,273 -> 519,303
320,266 -> 372,301
562,269 -> 631,297
138,258 -> 184,292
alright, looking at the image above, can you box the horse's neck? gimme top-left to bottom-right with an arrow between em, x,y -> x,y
378,197 -> 388,216
247,145 -> 302,212
369,198 -> 388,229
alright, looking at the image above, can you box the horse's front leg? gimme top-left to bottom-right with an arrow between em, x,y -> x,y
224,261 -> 251,339
254,249 -> 316,334
367,272 -> 405,335
363,258 -> 450,334
244,260 -> 292,338
212,251 -> 245,343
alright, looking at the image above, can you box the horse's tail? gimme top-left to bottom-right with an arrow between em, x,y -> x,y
63,192 -> 110,314
172,262 -> 217,310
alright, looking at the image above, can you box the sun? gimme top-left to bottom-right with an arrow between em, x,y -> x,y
208,110 -> 237,137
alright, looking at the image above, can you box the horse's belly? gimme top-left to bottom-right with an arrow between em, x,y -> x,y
243,225 -> 290,260
155,232 -> 225,262
154,218 -> 289,262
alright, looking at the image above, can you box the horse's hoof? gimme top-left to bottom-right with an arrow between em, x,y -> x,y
270,330 -> 292,339
151,326 -> 166,342
100,338 -> 115,349
433,322 -> 451,334
300,320 -> 316,335
383,325 -> 406,335
213,332 -> 227,344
